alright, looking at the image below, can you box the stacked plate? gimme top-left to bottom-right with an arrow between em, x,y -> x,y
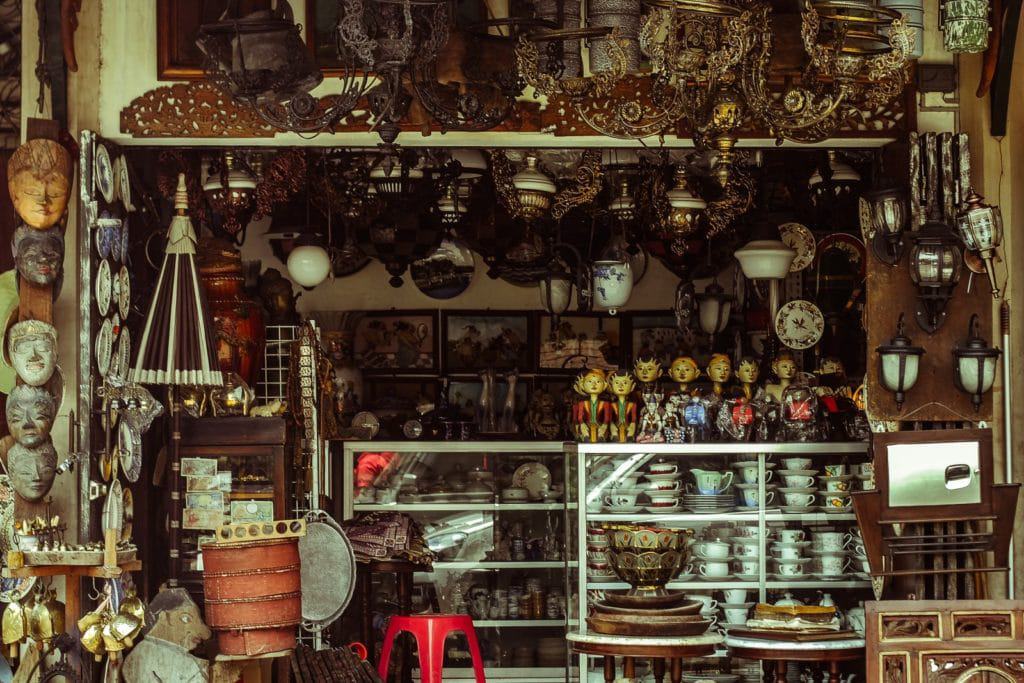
682,492 -> 735,514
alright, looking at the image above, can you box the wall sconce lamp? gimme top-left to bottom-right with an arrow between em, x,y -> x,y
696,280 -> 733,343
955,189 -> 1003,299
909,209 -> 963,334
876,313 -> 925,410
952,313 -> 1001,411
864,186 -> 907,266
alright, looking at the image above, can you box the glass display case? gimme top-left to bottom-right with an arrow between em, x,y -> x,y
568,442 -> 871,682
342,441 -> 578,683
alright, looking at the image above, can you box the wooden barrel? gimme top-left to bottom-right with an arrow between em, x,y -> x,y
202,537 -> 301,656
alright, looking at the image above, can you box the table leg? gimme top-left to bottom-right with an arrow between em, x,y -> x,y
397,574 -> 413,683
604,656 -> 616,683
775,660 -> 788,683
624,656 -> 636,681
653,658 -> 666,683
360,572 -> 373,659
670,658 -> 682,683
828,660 -> 841,683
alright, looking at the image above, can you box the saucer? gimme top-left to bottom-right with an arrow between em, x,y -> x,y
694,553 -> 734,562
770,573 -> 810,580
644,505 -> 683,514
604,505 -> 644,514
687,506 -> 736,514
770,541 -> 811,549
772,557 -> 812,565
731,461 -> 777,469
588,574 -> 620,583
699,574 -> 733,582
780,505 -> 817,514
777,469 -> 817,476
823,505 -> 854,514
720,602 -> 755,609
818,474 -> 854,482
813,573 -> 850,581
735,482 -> 779,490
645,472 -> 683,481
732,573 -> 760,582
777,487 -> 817,494
673,573 -> 697,583
808,548 -> 847,556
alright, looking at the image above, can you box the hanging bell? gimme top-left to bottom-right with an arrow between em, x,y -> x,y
80,620 -> 107,661
101,620 -> 127,661
1,600 -> 27,660
27,588 -> 65,646
108,611 -> 142,648
77,609 -> 104,634
119,589 -> 146,626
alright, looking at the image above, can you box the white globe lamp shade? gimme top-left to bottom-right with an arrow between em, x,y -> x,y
734,239 -> 796,280
287,242 -> 331,288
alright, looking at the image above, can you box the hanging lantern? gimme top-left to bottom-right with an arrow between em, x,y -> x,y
864,186 -> 907,266
665,169 -> 707,238
203,153 -> 257,241
955,189 -> 1003,298
952,313 -> 1001,411
608,177 -> 636,223
809,151 -> 861,205
909,212 -> 963,334
696,280 -> 733,340
539,271 -> 574,315
357,207 -> 445,288
286,235 -> 331,289
511,155 -> 557,222
941,0 -> 991,53
875,312 -> 925,409
592,259 -> 633,315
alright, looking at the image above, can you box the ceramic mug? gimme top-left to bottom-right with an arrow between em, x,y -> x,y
782,474 -> 816,488
733,525 -> 759,538
823,464 -> 848,477
724,589 -> 749,603
783,492 -> 817,507
699,561 -> 730,578
649,462 -> 679,475
782,457 -> 813,470
812,531 -> 852,552
734,559 -> 759,575
741,488 -> 775,507
777,529 -> 805,543
775,561 -> 805,576
733,542 -> 759,558
823,478 -> 851,492
604,492 -> 639,508
819,554 -> 852,576
771,544 -> 803,560
737,466 -> 773,485
692,469 -> 733,495
823,493 -> 853,510
695,541 -> 730,559
723,607 -> 750,624
686,595 -> 719,611
857,462 -> 874,477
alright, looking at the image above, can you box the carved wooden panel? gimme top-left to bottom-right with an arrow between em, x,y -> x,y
120,82 -> 278,137
952,612 -> 1014,639
882,653 -> 908,683
925,654 -> 1024,682
882,613 -> 941,640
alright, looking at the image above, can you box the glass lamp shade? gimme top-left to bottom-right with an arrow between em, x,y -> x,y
875,314 -> 925,409
696,282 -> 732,336
369,162 -> 425,197
666,169 -> 707,234
539,274 -> 573,315
512,155 -> 556,220
864,186 -> 906,237
909,221 -> 963,287
734,239 -> 796,280
287,238 -> 331,288
956,189 -> 1003,254
952,314 -> 1001,410
451,149 -> 488,179
608,178 -> 636,221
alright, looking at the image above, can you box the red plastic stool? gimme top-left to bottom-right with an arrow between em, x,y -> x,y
378,615 -> 487,683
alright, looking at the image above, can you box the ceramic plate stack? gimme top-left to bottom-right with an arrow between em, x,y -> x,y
682,492 -> 735,514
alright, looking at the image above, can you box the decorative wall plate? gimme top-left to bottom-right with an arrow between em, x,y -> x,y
775,300 -> 825,350
95,217 -> 117,259
119,420 -> 142,483
95,143 -> 115,203
298,509 -> 357,632
96,316 -> 114,377
778,223 -> 816,272
115,328 -> 131,381
99,447 -> 115,482
411,239 -> 475,300
350,411 -> 380,438
120,217 -> 130,263
814,233 -> 866,280
118,266 -> 130,318
95,258 -> 112,316
117,155 -> 133,211
0,576 -> 35,604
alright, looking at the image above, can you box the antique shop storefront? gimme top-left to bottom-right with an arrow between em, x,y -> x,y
1,0 -> 1023,681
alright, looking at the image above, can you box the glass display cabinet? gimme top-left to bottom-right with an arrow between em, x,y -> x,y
342,441 -> 578,683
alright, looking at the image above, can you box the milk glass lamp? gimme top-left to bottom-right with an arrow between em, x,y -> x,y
952,313 -> 1001,411
876,313 -> 924,409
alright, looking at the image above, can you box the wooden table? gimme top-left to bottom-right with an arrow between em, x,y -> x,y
567,631 -> 723,683
725,635 -> 865,683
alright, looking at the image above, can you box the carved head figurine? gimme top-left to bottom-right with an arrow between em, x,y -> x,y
608,371 -> 635,399
668,356 -> 700,391
771,350 -> 798,382
7,139 -> 73,230
6,384 -> 56,447
6,320 -> 57,387
8,440 -> 57,502
633,355 -> 663,385
817,356 -> 846,379
12,225 -> 64,287
575,368 -> 608,399
706,353 -> 732,394
142,587 -> 211,651
736,356 -> 760,386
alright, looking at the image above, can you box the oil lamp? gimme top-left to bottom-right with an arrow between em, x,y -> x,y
955,189 -> 1003,298
952,313 -> 1001,411
909,209 -> 963,334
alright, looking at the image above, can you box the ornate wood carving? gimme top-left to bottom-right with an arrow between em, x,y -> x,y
953,613 -> 1014,639
882,614 -> 940,640
882,654 -> 907,683
120,82 -> 279,137
925,654 -> 1024,681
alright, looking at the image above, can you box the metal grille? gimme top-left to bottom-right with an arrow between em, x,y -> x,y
259,325 -> 299,402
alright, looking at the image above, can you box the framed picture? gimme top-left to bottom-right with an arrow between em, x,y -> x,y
448,379 -> 530,429
352,310 -> 438,372
626,313 -> 695,369
443,311 -> 534,371
538,314 -> 621,372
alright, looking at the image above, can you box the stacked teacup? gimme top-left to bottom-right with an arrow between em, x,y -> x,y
641,461 -> 683,513
809,529 -> 855,579
719,588 -> 754,630
692,539 -> 732,581
586,527 -> 617,582
777,457 -> 818,513
847,527 -> 869,577
732,460 -> 778,510
769,528 -> 812,580
683,469 -> 735,513
602,473 -> 643,513
818,464 -> 854,513
731,527 -> 760,581
684,593 -> 720,629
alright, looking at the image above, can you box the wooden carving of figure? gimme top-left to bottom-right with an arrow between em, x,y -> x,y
572,369 -> 610,443
608,371 -> 637,443
122,588 -> 212,683
7,139 -> 72,230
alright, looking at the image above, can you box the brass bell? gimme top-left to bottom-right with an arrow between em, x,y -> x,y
80,620 -> 107,662
119,589 -> 146,627
101,620 -> 126,661
1,600 -> 27,660
27,588 -> 65,645
77,610 -> 104,634
108,611 -> 142,648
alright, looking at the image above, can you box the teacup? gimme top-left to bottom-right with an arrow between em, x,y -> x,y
818,554 -> 852,576
695,541 -> 731,559
644,479 -> 682,492
846,607 -> 865,634
604,492 -> 639,508
692,469 -> 733,495
849,527 -> 864,540
736,465 -> 773,485
777,529 -> 805,543
699,561 -> 730,578
783,491 -> 816,507
733,541 -> 760,558
823,493 -> 853,510
686,595 -> 719,611
781,474 -> 816,488
676,562 -> 695,577
734,559 -> 759,575
741,488 -> 775,507
733,525 -> 759,538
775,561 -> 805,577
822,478 -> 850,492
782,457 -> 813,470
812,531 -> 852,552
770,544 -> 803,560
648,493 -> 679,508
823,464 -> 848,477
856,462 -> 874,477
723,607 -> 750,624
724,589 -> 749,603
649,462 -> 679,475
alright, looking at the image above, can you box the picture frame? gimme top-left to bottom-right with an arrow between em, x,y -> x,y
537,314 -> 621,372
442,311 -> 535,372
625,312 -> 695,369
352,310 -> 439,373
448,377 -> 530,426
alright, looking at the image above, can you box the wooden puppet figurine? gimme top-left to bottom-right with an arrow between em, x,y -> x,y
668,356 -> 701,397
706,353 -> 733,397
632,355 -> 663,394
766,350 -> 797,403
608,371 -> 638,443
735,356 -> 762,401
573,368 -> 611,443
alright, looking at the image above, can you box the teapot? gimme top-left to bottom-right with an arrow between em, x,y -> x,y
774,591 -> 803,606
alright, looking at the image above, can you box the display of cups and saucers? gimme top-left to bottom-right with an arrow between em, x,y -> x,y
777,487 -> 818,512
780,457 -> 813,471
641,476 -> 683,493
721,602 -> 754,627
772,557 -> 811,580
603,489 -> 645,514
821,490 -> 853,512
731,558 -> 760,581
730,461 -> 776,485
813,553 -> 853,580
777,469 -> 818,488
735,485 -> 777,510
818,474 -> 854,493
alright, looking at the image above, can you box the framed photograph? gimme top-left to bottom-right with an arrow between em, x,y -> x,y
538,315 -> 621,372
443,311 -> 535,371
626,313 -> 695,369
352,310 -> 438,372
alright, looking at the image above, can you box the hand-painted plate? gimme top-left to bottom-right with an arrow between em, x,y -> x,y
117,155 -> 133,211
95,143 -> 115,204
95,258 -> 112,316
96,316 -> 114,377
512,462 -> 552,500
118,266 -> 130,318
774,299 -> 825,350
778,222 -> 816,272
119,420 -> 142,483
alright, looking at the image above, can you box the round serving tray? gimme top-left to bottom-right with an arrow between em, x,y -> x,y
298,509 -> 357,632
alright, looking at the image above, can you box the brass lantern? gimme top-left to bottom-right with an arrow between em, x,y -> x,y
909,210 -> 963,334
955,189 -> 1003,298
665,169 -> 707,238
511,155 -> 557,222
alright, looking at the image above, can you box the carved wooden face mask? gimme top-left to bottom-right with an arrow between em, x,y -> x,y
12,226 -> 64,287
6,320 -> 58,387
8,440 -> 57,502
7,139 -> 72,230
6,384 -> 56,447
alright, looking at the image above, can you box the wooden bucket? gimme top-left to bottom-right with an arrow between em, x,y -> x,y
202,537 -> 302,656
